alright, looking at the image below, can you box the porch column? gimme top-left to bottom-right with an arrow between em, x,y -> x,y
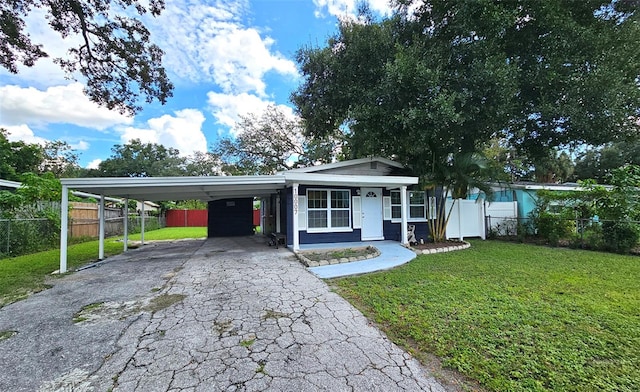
59,185 -> 69,273
292,183 -> 299,251
123,198 -> 128,252
400,186 -> 408,245
98,195 -> 105,260
140,201 -> 145,245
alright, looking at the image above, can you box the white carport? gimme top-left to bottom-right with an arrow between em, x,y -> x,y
59,172 -> 418,274
59,176 -> 286,273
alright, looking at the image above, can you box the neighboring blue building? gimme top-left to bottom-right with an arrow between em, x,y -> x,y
486,183 -> 591,219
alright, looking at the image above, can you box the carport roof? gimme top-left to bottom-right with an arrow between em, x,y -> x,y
60,172 -> 419,202
60,175 -> 286,202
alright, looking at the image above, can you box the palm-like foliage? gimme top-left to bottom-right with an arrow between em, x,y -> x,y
423,152 -> 493,242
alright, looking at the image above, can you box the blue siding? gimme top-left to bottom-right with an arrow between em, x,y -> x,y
385,221 -> 430,242
286,184 -> 433,245
286,185 -> 363,246
299,230 -> 362,244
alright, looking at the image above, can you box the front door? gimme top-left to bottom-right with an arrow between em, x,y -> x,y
361,188 -> 384,240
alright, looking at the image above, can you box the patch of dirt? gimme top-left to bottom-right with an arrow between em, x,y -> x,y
301,246 -> 378,262
72,293 -> 187,324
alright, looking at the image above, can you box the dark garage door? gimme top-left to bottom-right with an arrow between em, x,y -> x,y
208,198 -> 254,237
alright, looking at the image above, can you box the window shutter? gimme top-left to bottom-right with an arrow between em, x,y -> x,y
352,196 -> 361,229
383,196 -> 391,220
298,195 -> 307,230
428,196 -> 437,219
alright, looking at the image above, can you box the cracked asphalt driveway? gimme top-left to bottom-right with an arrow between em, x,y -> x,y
0,237 -> 445,391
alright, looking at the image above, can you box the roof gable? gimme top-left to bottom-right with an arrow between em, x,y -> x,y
286,157 -> 403,176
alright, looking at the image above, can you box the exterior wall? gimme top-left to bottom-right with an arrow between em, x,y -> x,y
207,198 -> 254,237
287,185 -> 361,246
384,221 -> 430,243
515,190 -> 538,219
285,184 -> 432,245
381,189 -> 431,242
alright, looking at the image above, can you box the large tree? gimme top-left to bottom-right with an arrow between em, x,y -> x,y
0,128 -> 43,181
574,141 -> 640,183
293,0 -> 640,179
95,139 -> 185,177
1,0 -> 173,114
212,105 -> 341,175
39,140 -> 81,178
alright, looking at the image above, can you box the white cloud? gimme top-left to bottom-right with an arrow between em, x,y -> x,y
2,124 -> 48,145
86,159 -> 102,170
150,0 -> 298,95
70,140 -> 90,151
206,92 -> 297,137
313,0 -> 394,19
120,109 -> 207,156
0,83 -> 132,130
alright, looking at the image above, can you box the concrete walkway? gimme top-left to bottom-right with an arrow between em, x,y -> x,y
0,237 -> 445,392
303,241 -> 417,279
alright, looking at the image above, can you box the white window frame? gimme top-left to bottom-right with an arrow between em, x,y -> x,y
306,189 -> 353,233
389,190 -> 435,222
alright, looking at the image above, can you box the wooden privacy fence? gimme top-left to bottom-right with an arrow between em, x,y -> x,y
69,202 -> 122,237
166,209 -> 208,227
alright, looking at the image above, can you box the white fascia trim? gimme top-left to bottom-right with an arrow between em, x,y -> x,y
284,172 -> 418,187
284,157 -> 404,173
61,175 -> 286,189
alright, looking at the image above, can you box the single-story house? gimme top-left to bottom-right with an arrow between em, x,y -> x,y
58,157 -> 436,272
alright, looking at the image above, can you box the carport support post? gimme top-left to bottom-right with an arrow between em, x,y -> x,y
59,185 -> 69,274
140,201 -> 145,245
123,198 -> 128,252
400,186 -> 408,245
99,195 -> 105,260
292,183 -> 299,251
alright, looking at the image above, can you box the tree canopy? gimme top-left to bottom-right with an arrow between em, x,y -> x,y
573,141 -> 640,183
1,0 -> 173,114
93,139 -> 185,177
292,0 -> 640,184
212,105 -> 341,175
0,129 -> 43,181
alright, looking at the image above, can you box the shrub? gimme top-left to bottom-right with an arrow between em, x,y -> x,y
534,211 -> 575,246
602,221 -> 639,254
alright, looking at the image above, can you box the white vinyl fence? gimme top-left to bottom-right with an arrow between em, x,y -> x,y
445,200 -> 518,240
485,201 -> 519,235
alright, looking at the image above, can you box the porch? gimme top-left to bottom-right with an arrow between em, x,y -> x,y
299,240 -> 417,279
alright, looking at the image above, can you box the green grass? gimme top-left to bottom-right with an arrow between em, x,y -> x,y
123,226 -> 206,241
331,240 -> 640,391
0,227 -> 207,308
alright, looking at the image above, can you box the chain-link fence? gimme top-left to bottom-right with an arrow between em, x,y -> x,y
0,218 -> 60,258
486,215 -> 640,254
0,215 -> 166,259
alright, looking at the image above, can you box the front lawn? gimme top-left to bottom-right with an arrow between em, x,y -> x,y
331,240 -> 640,391
0,227 -> 207,308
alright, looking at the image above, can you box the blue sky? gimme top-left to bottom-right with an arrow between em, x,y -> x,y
0,0 -> 395,169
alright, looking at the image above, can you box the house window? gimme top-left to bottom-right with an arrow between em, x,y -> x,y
307,189 -> 351,231
409,191 -> 425,219
390,190 -> 430,221
391,191 -> 402,219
